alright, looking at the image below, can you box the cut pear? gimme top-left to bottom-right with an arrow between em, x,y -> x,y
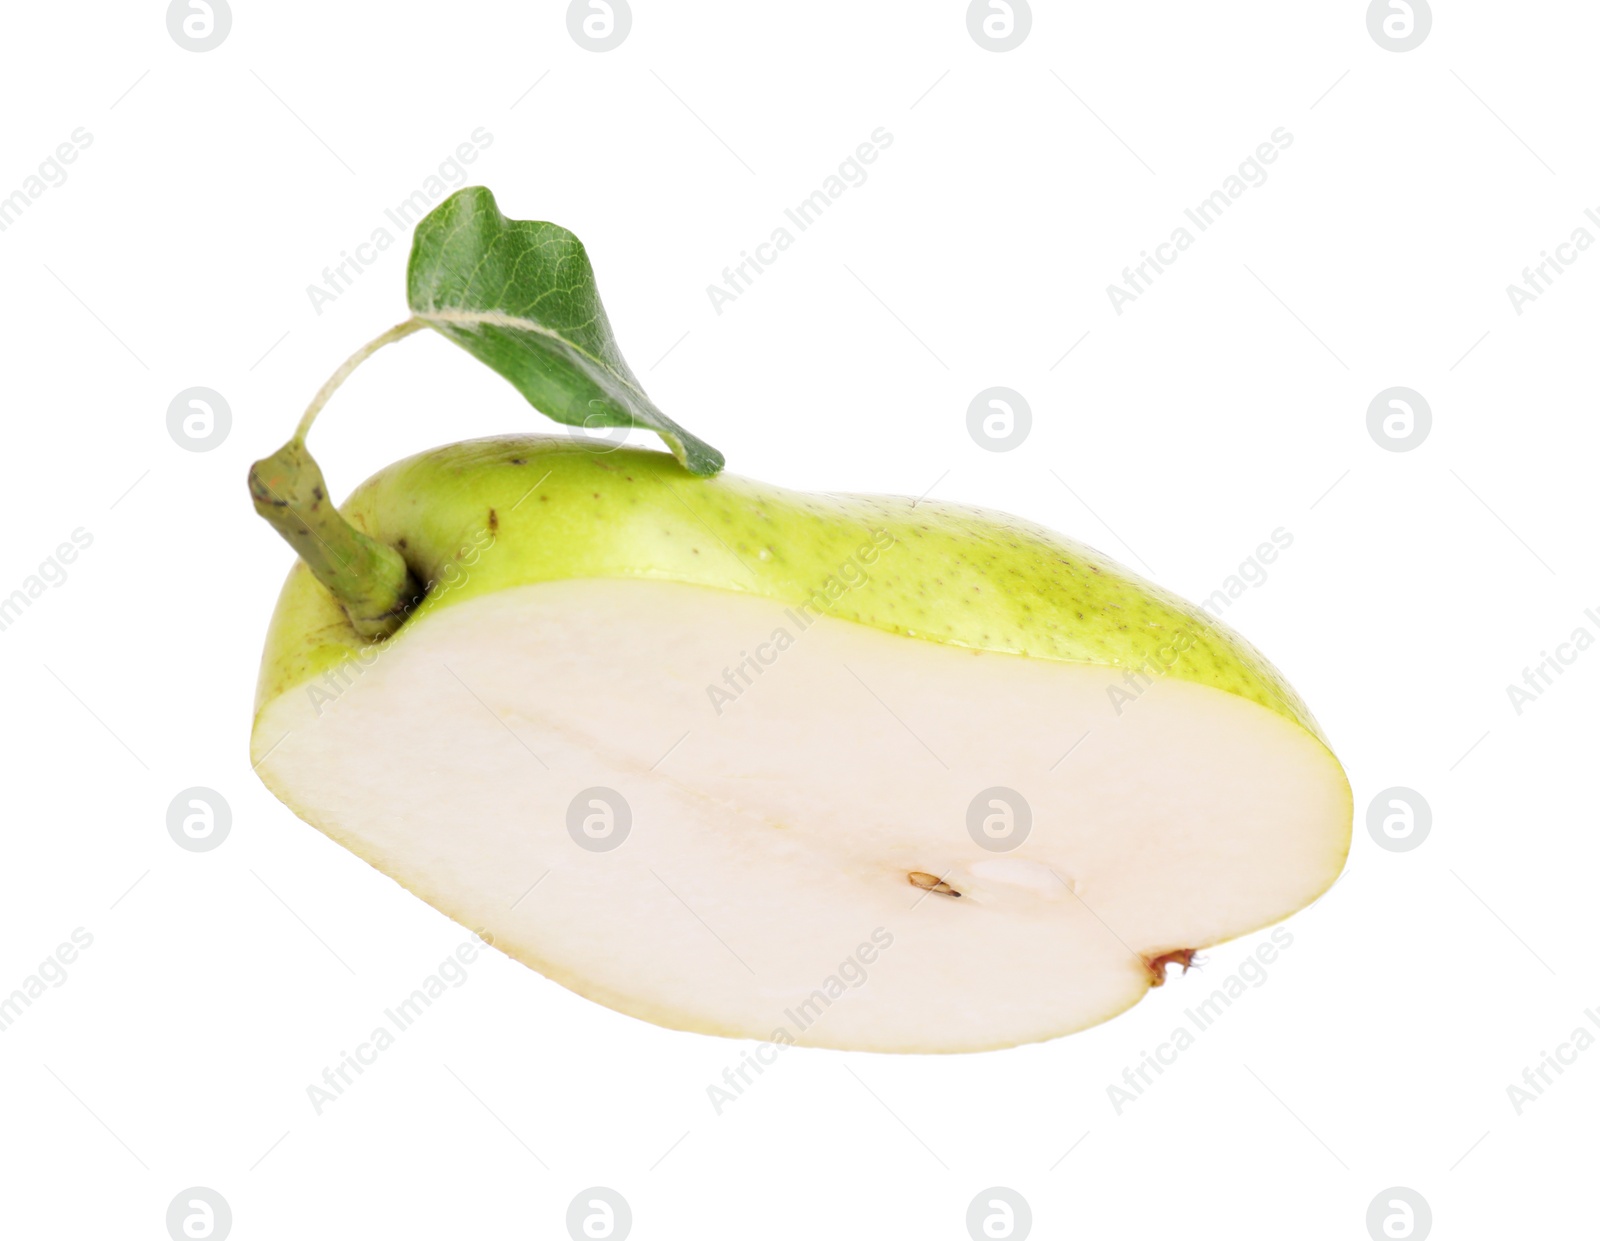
251,440 -> 1350,1053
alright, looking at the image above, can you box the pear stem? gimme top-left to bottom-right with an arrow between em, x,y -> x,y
250,318 -> 429,639
248,440 -> 420,639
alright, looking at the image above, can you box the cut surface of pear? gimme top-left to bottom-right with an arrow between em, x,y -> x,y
251,438 -> 1350,1052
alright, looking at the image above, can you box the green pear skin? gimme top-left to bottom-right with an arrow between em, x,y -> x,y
252,436 -> 1334,753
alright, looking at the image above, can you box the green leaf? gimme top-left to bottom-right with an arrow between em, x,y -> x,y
406,187 -> 723,476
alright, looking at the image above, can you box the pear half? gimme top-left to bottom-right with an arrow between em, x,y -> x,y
251,438 -> 1350,1052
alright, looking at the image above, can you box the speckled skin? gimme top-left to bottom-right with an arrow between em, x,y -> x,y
253,437 -> 1329,747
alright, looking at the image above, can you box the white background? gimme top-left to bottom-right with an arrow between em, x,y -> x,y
1,1 -> 1595,1237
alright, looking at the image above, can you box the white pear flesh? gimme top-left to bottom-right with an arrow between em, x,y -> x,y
254,577 -> 1349,1053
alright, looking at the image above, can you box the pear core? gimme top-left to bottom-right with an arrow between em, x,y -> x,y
251,438 -> 1351,1052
